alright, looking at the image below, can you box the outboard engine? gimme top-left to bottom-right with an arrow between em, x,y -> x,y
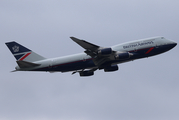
115,52 -> 132,60
98,48 -> 112,55
79,71 -> 94,77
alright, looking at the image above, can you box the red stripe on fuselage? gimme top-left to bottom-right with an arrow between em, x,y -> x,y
19,52 -> 31,61
145,47 -> 154,54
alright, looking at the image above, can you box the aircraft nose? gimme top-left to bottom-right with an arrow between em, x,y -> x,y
170,42 -> 177,49
166,38 -> 177,47
172,42 -> 177,47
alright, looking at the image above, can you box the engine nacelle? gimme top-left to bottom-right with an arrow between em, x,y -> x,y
104,65 -> 118,72
79,71 -> 94,77
98,48 -> 112,55
115,52 -> 132,60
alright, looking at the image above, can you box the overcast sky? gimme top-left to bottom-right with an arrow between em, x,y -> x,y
0,0 -> 179,120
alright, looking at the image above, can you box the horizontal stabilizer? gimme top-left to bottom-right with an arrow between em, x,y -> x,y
11,70 -> 18,72
16,61 -> 41,68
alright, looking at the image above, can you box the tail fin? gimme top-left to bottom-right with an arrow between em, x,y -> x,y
5,41 -> 46,62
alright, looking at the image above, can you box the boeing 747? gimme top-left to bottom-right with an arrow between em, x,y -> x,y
5,36 -> 177,76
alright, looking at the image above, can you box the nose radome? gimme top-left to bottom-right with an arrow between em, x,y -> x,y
169,41 -> 177,49
165,38 -> 177,46
163,37 -> 177,49
173,42 -> 177,47
169,40 -> 177,46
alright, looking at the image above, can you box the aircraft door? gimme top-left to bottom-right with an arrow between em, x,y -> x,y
49,59 -> 53,68
134,48 -> 137,52
155,44 -> 159,48
83,57 -> 86,62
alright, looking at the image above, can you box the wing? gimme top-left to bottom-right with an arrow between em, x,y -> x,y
70,37 -> 100,57
70,37 -> 115,67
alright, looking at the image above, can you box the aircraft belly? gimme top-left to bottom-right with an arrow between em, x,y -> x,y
54,59 -> 95,72
33,59 -> 95,72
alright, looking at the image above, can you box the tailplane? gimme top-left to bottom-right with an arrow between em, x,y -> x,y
16,61 -> 41,68
5,41 -> 46,62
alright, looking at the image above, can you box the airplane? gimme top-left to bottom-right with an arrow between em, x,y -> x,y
5,36 -> 177,77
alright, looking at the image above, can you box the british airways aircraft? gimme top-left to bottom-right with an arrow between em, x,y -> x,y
5,36 -> 177,77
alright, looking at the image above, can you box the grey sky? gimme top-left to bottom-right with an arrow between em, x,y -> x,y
0,0 -> 179,120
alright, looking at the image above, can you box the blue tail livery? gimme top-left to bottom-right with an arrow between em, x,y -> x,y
5,41 -> 46,62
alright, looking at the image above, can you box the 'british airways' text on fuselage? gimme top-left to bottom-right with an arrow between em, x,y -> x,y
123,41 -> 154,49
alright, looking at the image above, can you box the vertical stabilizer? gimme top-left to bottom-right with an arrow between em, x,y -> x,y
5,41 -> 46,62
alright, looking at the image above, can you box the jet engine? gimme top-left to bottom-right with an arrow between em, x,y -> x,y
98,48 -> 112,55
79,71 -> 94,77
104,65 -> 118,72
115,52 -> 132,60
